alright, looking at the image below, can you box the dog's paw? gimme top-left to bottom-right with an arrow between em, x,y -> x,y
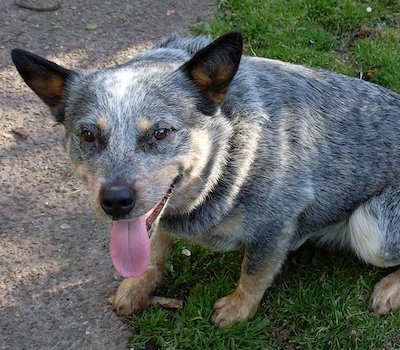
211,289 -> 259,328
370,270 -> 400,315
112,277 -> 153,315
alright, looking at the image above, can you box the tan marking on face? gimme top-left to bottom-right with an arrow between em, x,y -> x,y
96,116 -> 107,130
137,117 -> 151,134
73,164 -> 92,184
70,162 -> 108,219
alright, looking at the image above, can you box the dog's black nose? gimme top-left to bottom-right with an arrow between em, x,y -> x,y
100,186 -> 135,218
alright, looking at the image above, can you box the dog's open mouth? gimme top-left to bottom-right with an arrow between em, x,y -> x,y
109,176 -> 180,278
145,183 -> 176,232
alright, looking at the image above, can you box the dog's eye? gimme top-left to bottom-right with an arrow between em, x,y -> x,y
80,130 -> 96,143
153,128 -> 171,140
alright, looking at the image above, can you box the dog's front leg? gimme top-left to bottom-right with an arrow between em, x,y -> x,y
113,228 -> 173,315
211,241 -> 288,328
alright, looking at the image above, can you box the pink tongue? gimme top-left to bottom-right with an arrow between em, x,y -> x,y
109,216 -> 150,278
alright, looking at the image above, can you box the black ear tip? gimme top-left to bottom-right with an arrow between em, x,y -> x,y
11,48 -> 21,61
229,31 -> 243,41
214,31 -> 243,55
11,48 -> 31,66
219,31 -> 243,44
11,48 -> 26,57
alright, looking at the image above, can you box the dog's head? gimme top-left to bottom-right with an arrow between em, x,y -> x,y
11,32 -> 243,276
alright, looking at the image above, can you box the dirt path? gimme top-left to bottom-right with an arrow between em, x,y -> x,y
0,1 -> 213,348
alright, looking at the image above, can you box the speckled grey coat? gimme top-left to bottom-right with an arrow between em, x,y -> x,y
11,32 -> 400,326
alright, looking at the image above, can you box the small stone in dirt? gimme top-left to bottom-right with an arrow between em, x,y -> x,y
11,127 -> 30,140
59,223 -> 71,230
15,0 -> 61,12
100,323 -> 113,329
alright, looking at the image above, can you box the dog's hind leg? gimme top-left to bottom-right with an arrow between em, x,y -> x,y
347,185 -> 400,315
211,239 -> 289,328
112,228 -> 173,315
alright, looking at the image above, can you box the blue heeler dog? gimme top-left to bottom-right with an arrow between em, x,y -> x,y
11,32 -> 400,327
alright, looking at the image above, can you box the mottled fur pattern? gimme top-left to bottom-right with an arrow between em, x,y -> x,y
11,32 -> 400,327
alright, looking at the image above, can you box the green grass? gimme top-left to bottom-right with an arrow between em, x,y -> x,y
196,0 -> 400,92
130,243 -> 400,349
129,1 -> 400,348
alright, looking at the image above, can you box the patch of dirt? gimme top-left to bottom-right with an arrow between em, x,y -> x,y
0,1 -> 213,349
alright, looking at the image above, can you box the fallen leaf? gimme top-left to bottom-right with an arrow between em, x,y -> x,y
85,23 -> 97,30
151,296 -> 183,310
51,23 -> 63,29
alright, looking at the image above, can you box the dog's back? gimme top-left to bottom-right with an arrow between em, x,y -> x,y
222,50 -> 400,231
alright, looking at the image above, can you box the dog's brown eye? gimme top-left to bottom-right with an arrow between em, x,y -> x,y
80,130 -> 96,143
154,128 -> 171,140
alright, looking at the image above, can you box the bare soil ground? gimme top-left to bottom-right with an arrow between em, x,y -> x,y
0,1 -> 213,348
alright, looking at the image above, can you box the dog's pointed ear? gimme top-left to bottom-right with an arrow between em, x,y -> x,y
181,32 -> 243,109
11,49 -> 78,123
